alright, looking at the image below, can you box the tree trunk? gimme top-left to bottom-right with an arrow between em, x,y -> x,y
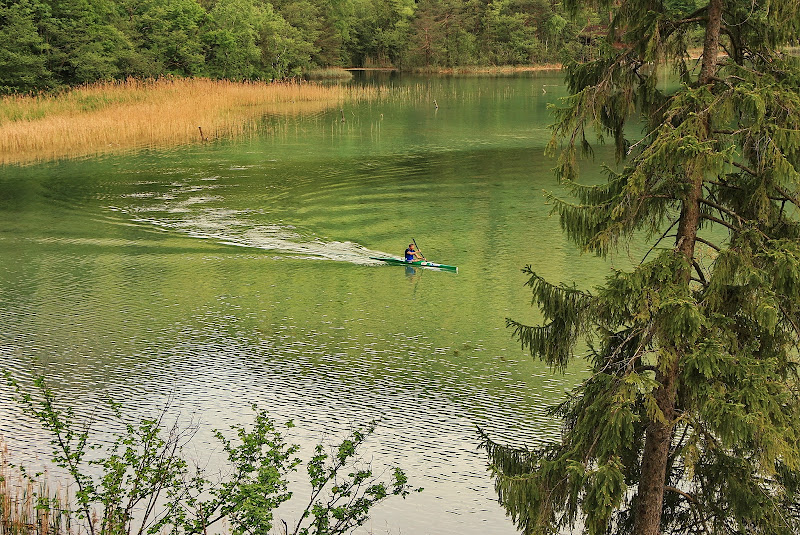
632,1 -> 723,534
699,0 -> 724,86
633,363 -> 679,535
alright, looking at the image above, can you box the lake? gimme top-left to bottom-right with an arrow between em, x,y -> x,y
0,72 -> 617,534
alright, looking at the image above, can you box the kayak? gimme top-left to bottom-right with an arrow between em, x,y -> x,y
370,257 -> 458,273
370,256 -> 458,273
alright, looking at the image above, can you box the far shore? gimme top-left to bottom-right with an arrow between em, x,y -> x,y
346,64 -> 562,73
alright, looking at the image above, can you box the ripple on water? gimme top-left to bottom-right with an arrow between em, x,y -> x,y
1,305 -> 567,533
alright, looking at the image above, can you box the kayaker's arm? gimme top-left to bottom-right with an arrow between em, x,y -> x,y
412,239 -> 426,260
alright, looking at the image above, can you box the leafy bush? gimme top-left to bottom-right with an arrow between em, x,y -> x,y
4,373 -> 421,535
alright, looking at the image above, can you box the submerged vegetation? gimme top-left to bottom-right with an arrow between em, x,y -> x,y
1,374 -> 419,535
0,77 -> 384,165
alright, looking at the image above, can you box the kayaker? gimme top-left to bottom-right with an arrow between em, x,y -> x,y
405,243 -> 424,262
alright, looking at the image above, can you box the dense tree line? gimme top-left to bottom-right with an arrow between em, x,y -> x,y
0,0 -> 603,93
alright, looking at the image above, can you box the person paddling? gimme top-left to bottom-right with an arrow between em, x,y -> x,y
405,243 -> 424,262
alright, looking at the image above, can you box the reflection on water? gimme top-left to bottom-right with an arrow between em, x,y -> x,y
0,73 -> 612,534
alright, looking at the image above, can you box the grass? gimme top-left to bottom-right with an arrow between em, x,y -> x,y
0,77 -> 383,166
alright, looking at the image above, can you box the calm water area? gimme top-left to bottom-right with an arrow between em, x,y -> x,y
1,72 -> 624,534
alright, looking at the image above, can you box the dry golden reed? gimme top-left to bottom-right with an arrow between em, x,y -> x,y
0,78 -> 383,166
1,437 -> 72,535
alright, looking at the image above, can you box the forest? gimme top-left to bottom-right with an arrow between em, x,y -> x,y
0,0 -> 616,93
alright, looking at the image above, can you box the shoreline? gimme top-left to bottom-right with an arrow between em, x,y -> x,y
346,64 -> 562,73
420,64 -> 562,74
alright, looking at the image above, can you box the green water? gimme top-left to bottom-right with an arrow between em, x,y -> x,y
0,73 -> 618,534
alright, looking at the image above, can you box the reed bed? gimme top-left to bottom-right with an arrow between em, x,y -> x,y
0,78 -> 383,165
0,438 -> 72,535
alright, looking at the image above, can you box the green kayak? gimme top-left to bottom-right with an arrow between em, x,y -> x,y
370,257 -> 458,273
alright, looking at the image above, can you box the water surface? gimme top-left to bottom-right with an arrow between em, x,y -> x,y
0,73 -> 618,534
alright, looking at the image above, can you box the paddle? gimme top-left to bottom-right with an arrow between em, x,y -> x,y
412,238 -> 426,261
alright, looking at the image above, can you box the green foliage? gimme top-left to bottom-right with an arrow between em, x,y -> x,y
297,423 -> 418,534
485,0 -> 800,534
143,0 -> 208,76
4,372 -> 420,535
404,0 -> 479,68
344,0 -> 414,67
258,3 -> 316,79
482,0 -> 540,65
0,0 -> 608,92
0,0 -> 54,92
205,0 -> 264,80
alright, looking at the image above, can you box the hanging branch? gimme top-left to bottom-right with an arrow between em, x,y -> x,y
692,259 -> 708,285
699,197 -> 746,226
640,217 -> 681,264
727,159 -> 758,177
773,184 -> 800,208
700,213 -> 738,231
694,236 -> 721,252
706,178 -> 742,191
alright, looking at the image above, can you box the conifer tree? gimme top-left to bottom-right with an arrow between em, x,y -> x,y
483,1 -> 800,534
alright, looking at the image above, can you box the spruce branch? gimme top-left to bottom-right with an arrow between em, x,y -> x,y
705,178 -> 742,191
698,197 -> 746,226
773,184 -> 800,208
694,236 -> 720,252
664,485 -> 698,505
777,303 -> 800,346
700,213 -> 737,232
691,259 -> 708,286
640,218 -> 680,265
727,159 -> 758,177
